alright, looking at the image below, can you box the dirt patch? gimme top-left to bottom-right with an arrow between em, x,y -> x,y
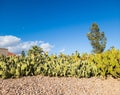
0,76 -> 120,95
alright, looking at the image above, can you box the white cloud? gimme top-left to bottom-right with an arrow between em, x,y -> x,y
40,43 -> 54,52
59,48 -> 65,53
0,35 -> 54,54
0,35 -> 21,47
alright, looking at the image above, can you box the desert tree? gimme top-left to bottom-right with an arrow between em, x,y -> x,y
87,23 -> 107,53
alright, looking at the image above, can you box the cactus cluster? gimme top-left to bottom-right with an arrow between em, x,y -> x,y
88,48 -> 120,78
0,46 -> 120,79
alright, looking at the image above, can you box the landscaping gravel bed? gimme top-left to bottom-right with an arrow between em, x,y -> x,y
0,76 -> 120,95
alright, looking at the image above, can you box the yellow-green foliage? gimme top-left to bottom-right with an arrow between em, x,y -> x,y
88,48 -> 120,78
0,47 -> 120,79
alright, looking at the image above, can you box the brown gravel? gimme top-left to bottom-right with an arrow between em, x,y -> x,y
0,75 -> 120,95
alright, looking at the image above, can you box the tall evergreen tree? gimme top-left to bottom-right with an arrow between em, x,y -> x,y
87,23 -> 107,53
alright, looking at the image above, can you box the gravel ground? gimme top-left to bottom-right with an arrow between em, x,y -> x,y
0,75 -> 120,95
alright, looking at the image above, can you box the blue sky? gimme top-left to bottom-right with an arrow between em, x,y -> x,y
0,0 -> 120,54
